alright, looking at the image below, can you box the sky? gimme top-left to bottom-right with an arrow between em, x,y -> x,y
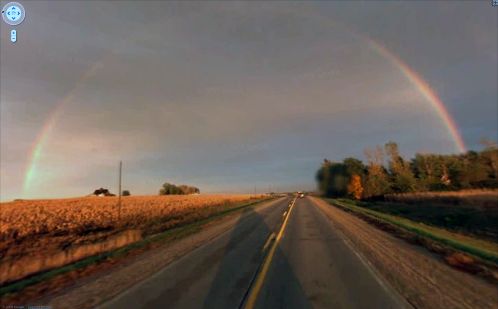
1,1 -> 497,201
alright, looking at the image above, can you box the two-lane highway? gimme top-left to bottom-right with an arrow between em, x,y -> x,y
250,197 -> 408,308
100,196 -> 408,309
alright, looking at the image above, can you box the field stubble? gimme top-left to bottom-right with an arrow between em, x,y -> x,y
0,194 -> 260,284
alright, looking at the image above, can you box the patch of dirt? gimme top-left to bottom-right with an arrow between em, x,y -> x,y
310,197 -> 498,309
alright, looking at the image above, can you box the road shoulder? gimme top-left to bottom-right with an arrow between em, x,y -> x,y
309,196 -> 498,309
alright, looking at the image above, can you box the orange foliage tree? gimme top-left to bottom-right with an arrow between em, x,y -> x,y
347,174 -> 364,200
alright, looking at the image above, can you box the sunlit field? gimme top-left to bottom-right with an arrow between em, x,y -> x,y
0,194 -> 262,284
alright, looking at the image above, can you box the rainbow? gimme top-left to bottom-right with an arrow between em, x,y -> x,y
366,39 -> 466,153
22,61 -> 103,194
21,29 -> 466,196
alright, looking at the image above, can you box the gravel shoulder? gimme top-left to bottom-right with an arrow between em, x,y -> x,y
310,196 -> 498,309
39,197 -> 285,309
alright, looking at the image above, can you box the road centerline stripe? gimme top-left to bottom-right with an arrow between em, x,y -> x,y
241,197 -> 297,309
262,232 -> 276,253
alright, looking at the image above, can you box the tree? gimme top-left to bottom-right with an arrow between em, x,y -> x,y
159,183 -> 179,195
456,151 -> 491,188
316,141 -> 498,199
92,188 -> 115,196
384,142 -> 417,192
480,146 -> 498,187
411,154 -> 451,191
347,174 -> 363,200
316,159 -> 332,195
122,190 -> 131,196
343,157 -> 367,179
316,160 -> 349,197
363,146 -> 391,198
159,182 -> 200,195
178,185 -> 200,195
411,154 -> 436,190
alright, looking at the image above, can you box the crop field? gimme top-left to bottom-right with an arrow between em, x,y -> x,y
0,194 -> 262,284
352,190 -> 498,243
384,189 -> 498,208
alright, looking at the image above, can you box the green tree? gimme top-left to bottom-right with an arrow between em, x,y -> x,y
316,159 -> 331,195
384,142 -> 417,192
411,154 -> 448,190
455,151 -> 490,188
159,183 -> 180,195
480,145 -> 498,187
343,157 -> 367,178
316,140 -> 498,199
316,159 -> 350,197
159,182 -> 200,195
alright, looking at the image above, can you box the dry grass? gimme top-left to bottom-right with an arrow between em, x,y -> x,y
0,194 -> 261,284
384,189 -> 498,208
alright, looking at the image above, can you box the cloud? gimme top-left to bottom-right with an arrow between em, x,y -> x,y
0,2 -> 496,200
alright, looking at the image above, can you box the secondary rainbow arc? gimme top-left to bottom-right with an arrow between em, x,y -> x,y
22,62 -> 103,194
21,33 -> 467,196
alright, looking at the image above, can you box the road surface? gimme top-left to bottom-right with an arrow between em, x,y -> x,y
99,197 -> 408,309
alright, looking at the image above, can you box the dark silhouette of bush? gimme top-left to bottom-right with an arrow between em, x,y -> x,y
122,190 -> 131,196
92,188 -> 115,196
159,182 -> 200,195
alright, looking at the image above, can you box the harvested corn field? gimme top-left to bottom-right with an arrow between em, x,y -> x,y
0,194 -> 262,284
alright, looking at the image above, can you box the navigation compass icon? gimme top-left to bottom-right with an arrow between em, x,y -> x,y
2,2 -> 25,26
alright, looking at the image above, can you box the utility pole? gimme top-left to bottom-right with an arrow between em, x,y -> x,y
118,160 -> 122,221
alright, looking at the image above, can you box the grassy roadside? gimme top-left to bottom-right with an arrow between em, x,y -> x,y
0,196 -> 277,298
351,198 -> 497,243
324,198 -> 498,266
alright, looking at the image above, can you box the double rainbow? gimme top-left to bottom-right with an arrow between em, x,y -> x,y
21,36 -> 466,195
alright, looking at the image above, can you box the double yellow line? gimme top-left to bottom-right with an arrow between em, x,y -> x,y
242,198 -> 297,309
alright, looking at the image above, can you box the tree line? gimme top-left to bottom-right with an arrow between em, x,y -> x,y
159,182 -> 200,195
316,141 -> 498,199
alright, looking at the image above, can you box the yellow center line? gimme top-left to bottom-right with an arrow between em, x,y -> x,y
261,232 -> 276,253
242,198 -> 297,309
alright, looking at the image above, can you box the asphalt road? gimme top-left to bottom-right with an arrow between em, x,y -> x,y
100,197 -> 408,309
253,197 -> 407,309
